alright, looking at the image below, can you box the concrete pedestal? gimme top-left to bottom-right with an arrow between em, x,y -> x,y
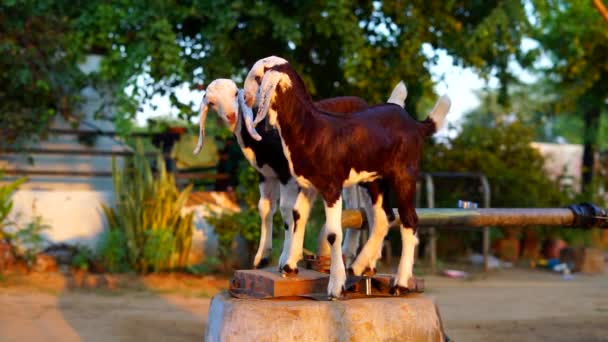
205,292 -> 445,341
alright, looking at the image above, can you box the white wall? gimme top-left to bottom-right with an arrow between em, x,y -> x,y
1,54 -> 127,249
531,142 -> 583,192
8,190 -> 113,249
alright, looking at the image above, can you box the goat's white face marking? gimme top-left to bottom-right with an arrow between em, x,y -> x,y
244,56 -> 288,107
205,79 -> 240,132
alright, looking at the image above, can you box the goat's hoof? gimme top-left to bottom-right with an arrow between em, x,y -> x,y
257,257 -> 270,269
362,267 -> 377,277
281,264 -> 299,277
389,285 -> 410,296
328,285 -> 346,301
347,267 -> 356,276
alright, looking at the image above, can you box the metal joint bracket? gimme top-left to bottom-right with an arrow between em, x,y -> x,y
568,202 -> 608,229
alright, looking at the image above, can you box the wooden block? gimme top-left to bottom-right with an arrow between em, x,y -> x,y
229,268 -> 425,299
230,268 -> 329,298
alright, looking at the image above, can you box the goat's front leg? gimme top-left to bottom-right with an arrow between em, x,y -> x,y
253,178 -> 279,269
277,179 -> 299,270
280,187 -> 316,275
324,196 -> 346,299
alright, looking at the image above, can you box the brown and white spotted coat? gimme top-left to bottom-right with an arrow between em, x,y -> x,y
252,62 -> 451,298
195,78 -> 406,272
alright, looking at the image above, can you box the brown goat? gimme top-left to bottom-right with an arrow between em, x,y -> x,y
250,62 -> 451,298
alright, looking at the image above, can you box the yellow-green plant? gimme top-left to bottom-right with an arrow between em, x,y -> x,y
0,172 -> 26,240
101,141 -> 194,273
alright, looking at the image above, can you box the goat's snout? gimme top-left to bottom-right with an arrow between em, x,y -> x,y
227,112 -> 237,124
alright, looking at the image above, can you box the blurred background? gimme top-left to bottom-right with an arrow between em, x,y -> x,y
1,1 -> 608,341
1,0 -> 608,270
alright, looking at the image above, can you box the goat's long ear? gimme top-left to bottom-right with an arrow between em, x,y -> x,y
193,98 -> 209,155
254,72 -> 280,127
238,89 -> 262,141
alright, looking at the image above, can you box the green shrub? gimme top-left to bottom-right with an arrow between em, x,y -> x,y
185,256 -> 222,275
422,118 -> 569,208
101,141 -> 194,273
71,245 -> 95,271
206,207 -> 271,267
421,115 -> 575,255
0,172 -> 26,240
97,229 -> 130,273
10,215 -> 50,265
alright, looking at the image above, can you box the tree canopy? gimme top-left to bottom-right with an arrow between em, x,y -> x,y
530,0 -> 608,191
3,0 -> 608,195
1,0 -> 533,134
0,1 -> 85,149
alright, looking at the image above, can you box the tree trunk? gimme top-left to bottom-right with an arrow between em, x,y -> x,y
593,0 -> 608,23
582,105 -> 601,193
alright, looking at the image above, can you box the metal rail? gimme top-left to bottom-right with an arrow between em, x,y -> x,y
47,128 -> 160,137
2,147 -> 162,157
2,169 -> 229,180
341,204 -> 608,230
419,172 -> 492,271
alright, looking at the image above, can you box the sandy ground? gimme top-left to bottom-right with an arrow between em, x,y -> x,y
0,268 -> 606,341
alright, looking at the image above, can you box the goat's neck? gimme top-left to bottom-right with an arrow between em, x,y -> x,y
274,87 -> 321,158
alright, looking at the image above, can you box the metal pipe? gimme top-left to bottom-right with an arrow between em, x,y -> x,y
424,174 -> 437,273
342,206 -> 607,229
480,175 -> 491,271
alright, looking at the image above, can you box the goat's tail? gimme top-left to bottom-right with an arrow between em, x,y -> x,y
387,81 -> 407,108
421,95 -> 451,136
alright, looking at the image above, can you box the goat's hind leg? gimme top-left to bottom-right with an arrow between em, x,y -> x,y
349,181 -> 388,276
253,177 -> 279,268
390,176 -> 419,295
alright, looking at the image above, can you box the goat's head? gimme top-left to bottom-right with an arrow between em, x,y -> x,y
243,56 -> 288,108
193,79 -> 260,155
254,69 -> 293,127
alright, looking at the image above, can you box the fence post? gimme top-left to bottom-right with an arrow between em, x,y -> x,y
424,174 -> 437,273
480,175 -> 491,272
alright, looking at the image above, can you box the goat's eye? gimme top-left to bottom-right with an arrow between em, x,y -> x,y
255,75 -> 261,85
208,101 -> 215,107
235,91 -> 238,97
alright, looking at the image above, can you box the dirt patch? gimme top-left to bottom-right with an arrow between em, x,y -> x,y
0,268 -> 606,341
0,271 -> 230,297
427,268 -> 608,341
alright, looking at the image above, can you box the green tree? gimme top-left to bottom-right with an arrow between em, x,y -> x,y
0,1 -> 86,149
3,1 -> 533,147
69,1 -> 532,121
422,113 -> 569,209
531,0 -> 608,193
